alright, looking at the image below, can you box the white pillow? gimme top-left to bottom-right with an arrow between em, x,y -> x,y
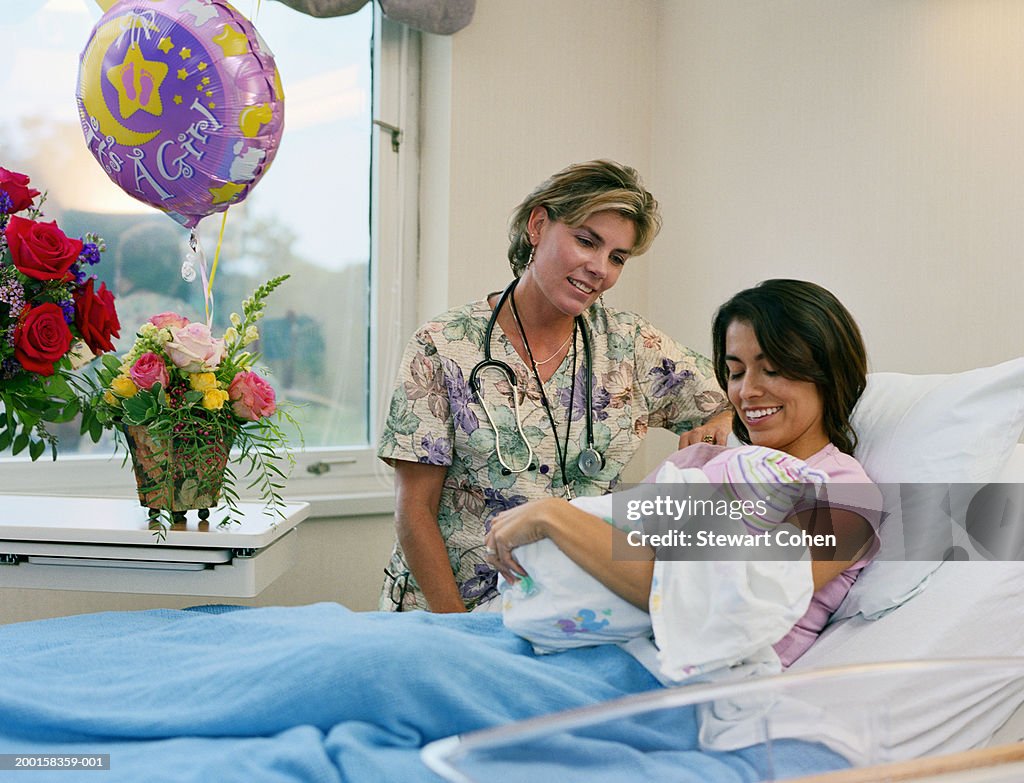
831,357 -> 1024,621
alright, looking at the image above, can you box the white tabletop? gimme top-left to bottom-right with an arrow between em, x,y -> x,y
0,494 -> 309,549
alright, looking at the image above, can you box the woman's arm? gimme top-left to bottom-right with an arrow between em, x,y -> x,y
485,498 -> 655,609
393,460 -> 467,613
796,506 -> 876,591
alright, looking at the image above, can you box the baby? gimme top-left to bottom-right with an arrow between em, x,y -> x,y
500,445 -> 828,654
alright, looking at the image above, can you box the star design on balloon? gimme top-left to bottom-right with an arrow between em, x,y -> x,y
213,24 -> 249,57
177,68 -> 188,80
173,95 -> 183,105
179,0 -> 217,27
179,47 -> 192,60
157,36 -> 174,54
197,61 -> 208,72
106,42 -> 168,119
209,181 -> 245,204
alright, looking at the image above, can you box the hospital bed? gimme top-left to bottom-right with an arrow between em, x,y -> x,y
0,361 -> 1021,781
422,360 -> 1024,782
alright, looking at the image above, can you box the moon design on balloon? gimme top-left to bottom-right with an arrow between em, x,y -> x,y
78,17 -> 161,147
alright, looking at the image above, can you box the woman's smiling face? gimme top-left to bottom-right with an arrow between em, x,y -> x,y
724,319 -> 828,460
526,207 -> 635,317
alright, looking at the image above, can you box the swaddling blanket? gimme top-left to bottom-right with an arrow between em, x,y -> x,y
501,446 -> 823,682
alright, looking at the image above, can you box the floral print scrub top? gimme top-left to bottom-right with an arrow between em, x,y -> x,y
378,296 -> 727,611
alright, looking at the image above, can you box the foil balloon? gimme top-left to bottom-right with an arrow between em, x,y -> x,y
76,0 -> 285,229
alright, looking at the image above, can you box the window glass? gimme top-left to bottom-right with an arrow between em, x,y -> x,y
0,0 -> 373,454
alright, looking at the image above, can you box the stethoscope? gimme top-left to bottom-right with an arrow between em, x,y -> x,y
468,278 -> 605,481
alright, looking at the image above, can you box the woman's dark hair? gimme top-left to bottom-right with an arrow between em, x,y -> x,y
711,279 -> 867,455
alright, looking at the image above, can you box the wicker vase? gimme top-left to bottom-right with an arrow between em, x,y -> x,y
123,424 -> 235,524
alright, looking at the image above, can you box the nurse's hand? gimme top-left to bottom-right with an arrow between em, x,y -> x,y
678,409 -> 733,448
484,497 -> 568,584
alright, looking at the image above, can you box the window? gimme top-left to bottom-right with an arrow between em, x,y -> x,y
0,2 -> 417,512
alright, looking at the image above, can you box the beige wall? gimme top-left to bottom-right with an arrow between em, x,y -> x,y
647,0 -> 1024,374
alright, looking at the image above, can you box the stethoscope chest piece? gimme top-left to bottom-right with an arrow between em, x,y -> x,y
577,447 -> 604,478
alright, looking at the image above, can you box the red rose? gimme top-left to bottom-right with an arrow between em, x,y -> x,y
0,168 -> 40,213
14,303 -> 74,376
6,215 -> 83,281
74,278 -> 121,354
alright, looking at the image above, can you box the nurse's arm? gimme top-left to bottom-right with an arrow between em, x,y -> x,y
394,460 -> 467,613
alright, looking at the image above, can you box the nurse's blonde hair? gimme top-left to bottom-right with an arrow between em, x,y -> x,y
507,160 -> 662,276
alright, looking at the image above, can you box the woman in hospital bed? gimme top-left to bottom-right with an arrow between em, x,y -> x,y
487,278 -> 882,679
0,279 -> 882,782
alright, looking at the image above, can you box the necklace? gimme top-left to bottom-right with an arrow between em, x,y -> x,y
532,330 -> 575,366
509,287 -> 578,499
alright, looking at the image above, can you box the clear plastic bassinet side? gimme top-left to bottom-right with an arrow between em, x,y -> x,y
422,658 -> 1024,783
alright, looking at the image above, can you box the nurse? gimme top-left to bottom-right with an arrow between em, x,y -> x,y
378,160 -> 731,612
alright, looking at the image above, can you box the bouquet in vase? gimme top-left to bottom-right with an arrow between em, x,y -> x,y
0,166 -> 120,459
82,275 -> 295,534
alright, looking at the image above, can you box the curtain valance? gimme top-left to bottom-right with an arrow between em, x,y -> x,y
269,0 -> 474,35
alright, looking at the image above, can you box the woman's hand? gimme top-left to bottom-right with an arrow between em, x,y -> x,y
484,497 -> 569,584
678,409 -> 733,448
485,497 -> 655,609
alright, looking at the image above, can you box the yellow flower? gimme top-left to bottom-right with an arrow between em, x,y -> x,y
201,388 -> 230,410
103,390 -> 120,406
189,372 -> 219,392
110,375 -> 138,398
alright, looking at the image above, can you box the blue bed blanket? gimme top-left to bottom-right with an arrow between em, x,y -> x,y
0,604 -> 846,782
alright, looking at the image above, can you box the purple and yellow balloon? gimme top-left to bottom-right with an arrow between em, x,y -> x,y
77,0 -> 284,317
77,0 -> 284,229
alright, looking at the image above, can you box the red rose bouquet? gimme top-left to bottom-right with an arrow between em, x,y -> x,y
0,167 -> 120,459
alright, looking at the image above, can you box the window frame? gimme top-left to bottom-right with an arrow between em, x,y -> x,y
0,14 -> 420,519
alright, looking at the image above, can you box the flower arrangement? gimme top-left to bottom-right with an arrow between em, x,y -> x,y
0,166 -> 120,459
82,275 -> 295,534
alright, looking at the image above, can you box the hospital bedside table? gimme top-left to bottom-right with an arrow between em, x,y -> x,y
0,495 -> 309,597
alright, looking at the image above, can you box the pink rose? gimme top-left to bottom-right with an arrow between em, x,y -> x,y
148,312 -> 190,329
0,168 -> 41,213
164,323 -> 225,372
129,352 -> 170,390
228,371 -> 277,421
